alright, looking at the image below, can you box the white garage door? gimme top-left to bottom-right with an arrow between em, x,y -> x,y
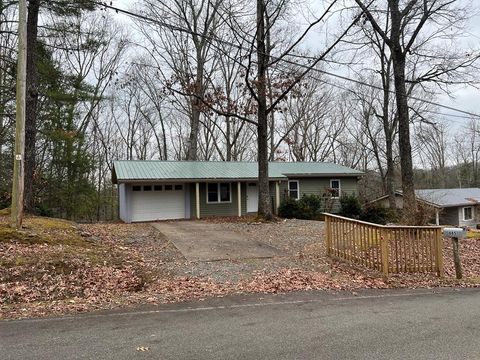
131,184 -> 185,222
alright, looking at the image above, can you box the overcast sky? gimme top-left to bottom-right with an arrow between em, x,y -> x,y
111,0 -> 480,129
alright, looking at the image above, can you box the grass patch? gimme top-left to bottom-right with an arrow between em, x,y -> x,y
0,226 -> 44,243
467,231 -> 480,239
0,208 -> 10,216
0,216 -> 92,246
0,215 -> 147,306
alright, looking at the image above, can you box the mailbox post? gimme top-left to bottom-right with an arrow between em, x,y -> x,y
442,227 -> 466,279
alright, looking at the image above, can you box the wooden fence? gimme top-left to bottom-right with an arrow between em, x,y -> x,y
324,213 -> 444,277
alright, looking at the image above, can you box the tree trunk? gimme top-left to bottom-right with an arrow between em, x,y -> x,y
388,1 -> 416,219
256,0 -> 272,220
187,101 -> 200,160
385,134 -> 396,210
226,115 -> 232,161
392,53 -> 416,216
186,50 -> 204,160
24,0 -> 40,213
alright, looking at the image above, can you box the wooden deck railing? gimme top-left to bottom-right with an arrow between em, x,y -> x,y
324,213 -> 444,277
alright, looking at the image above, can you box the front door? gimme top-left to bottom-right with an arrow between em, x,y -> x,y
246,182 -> 258,213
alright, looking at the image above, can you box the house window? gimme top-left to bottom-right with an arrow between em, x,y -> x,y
288,180 -> 299,200
207,183 -> 231,203
165,185 -> 173,191
143,185 -> 152,191
154,185 -> 162,191
174,184 -> 183,191
219,183 -> 230,202
463,207 -> 473,221
132,185 -> 141,192
330,179 -> 341,198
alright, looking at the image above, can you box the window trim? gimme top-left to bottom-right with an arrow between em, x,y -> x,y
288,180 -> 300,200
206,183 -> 232,204
463,206 -> 473,221
330,179 -> 341,198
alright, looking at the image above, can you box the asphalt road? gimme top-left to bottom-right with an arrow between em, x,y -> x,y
1,288 -> 479,360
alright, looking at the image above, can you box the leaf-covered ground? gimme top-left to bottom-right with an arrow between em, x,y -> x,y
1,216 -> 479,320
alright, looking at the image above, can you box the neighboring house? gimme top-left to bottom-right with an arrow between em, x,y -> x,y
372,188 -> 480,227
112,161 -> 363,223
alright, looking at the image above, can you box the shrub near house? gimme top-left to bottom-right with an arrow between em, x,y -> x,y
279,194 -> 335,220
279,193 -> 394,225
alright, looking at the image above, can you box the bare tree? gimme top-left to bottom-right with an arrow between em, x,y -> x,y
137,0 -> 225,160
415,121 -> 449,188
352,0 -> 480,216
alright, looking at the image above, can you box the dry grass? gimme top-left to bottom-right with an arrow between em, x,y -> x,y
0,208 -> 10,216
0,215 -> 149,318
0,216 -> 91,246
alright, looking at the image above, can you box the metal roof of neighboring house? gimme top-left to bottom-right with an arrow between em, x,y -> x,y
414,188 -> 480,208
112,160 -> 363,183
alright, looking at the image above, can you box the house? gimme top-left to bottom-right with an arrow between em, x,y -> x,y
373,188 -> 480,227
112,161 -> 363,222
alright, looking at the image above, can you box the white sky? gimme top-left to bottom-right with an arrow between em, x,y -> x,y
111,0 -> 480,129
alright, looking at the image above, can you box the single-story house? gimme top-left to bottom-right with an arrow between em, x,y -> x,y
372,188 -> 480,227
112,161 -> 363,223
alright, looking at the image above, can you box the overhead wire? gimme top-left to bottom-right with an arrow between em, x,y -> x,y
94,1 -> 480,120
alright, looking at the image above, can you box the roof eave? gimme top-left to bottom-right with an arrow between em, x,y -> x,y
116,177 -> 287,183
282,172 -> 364,178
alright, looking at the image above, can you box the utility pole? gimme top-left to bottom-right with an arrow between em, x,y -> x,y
10,0 -> 27,229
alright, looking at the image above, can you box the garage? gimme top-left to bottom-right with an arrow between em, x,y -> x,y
130,184 -> 185,222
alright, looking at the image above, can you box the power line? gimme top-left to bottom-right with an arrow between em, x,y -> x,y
95,1 -> 480,120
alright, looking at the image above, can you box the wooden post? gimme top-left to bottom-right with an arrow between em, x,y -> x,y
325,215 -> 331,256
237,182 -> 241,217
452,236 -> 462,279
275,181 -> 280,215
436,228 -> 444,277
195,182 -> 200,219
381,229 -> 389,278
10,0 -> 27,229
435,209 -> 440,226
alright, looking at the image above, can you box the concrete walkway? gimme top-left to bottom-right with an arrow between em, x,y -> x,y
152,221 -> 284,261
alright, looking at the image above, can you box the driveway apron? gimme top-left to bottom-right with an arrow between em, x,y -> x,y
151,221 -> 284,261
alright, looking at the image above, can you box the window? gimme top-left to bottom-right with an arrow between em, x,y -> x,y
174,184 -> 183,191
219,183 -> 230,202
154,185 -> 162,191
463,207 -> 473,221
132,185 -> 141,192
143,185 -> 152,191
165,185 -> 173,191
207,183 -> 231,203
288,180 -> 299,200
330,179 -> 341,198
207,183 -> 218,202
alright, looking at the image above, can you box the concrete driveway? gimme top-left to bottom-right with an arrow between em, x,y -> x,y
151,221 -> 285,261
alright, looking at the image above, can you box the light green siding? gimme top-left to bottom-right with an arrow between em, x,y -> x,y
189,182 -> 247,218
186,177 -> 359,217
279,177 -> 359,213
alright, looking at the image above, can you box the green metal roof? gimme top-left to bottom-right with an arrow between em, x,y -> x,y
112,160 -> 363,183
